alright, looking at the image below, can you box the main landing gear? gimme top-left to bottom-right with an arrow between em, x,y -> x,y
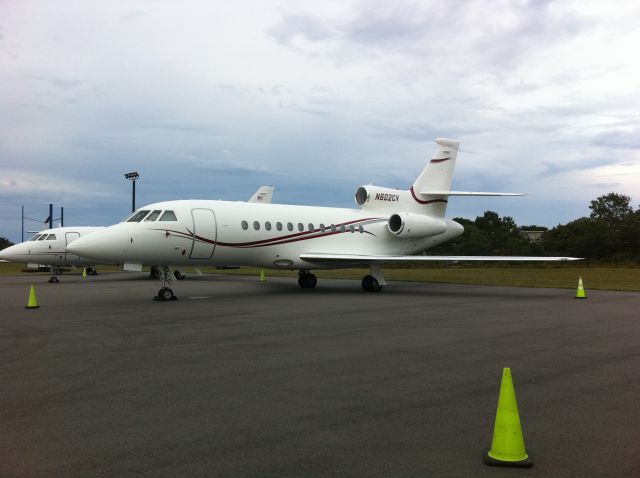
298,270 -> 318,289
297,265 -> 386,292
150,266 -> 185,281
362,275 -> 383,292
361,264 -> 386,292
153,265 -> 178,301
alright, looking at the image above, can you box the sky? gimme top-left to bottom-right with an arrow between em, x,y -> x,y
1,0 -> 640,243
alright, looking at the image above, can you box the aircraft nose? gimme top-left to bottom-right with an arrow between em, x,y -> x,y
0,244 -> 21,262
67,229 -> 119,261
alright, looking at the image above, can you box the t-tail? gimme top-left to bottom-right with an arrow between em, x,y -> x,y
354,138 -> 522,238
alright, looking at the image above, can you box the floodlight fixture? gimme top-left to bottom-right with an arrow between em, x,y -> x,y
124,171 -> 140,212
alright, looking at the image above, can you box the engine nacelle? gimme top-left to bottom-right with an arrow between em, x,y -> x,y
355,185 -> 408,208
388,212 -> 447,238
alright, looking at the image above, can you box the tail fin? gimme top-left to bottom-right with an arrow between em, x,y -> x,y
412,138 -> 460,193
410,138 -> 460,217
248,186 -> 274,204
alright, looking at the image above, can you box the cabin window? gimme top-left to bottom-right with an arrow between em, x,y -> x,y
330,225 -> 336,233
265,221 -> 272,231
29,234 -> 42,241
46,234 -> 57,240
253,221 -> 260,230
127,210 -> 151,222
287,222 -> 293,231
349,225 -> 355,233
159,210 -> 178,221
358,225 -> 364,233
241,221 -> 248,230
276,222 -> 283,231
308,223 -> 314,231
297,223 -> 304,232
144,210 -> 162,222
320,224 -> 325,232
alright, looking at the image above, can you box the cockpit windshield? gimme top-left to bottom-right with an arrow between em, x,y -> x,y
144,210 -> 162,222
29,234 -> 42,241
159,210 -> 177,221
126,210 -> 151,222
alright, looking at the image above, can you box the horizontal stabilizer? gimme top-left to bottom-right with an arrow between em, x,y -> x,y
418,190 -> 523,196
301,253 -> 581,264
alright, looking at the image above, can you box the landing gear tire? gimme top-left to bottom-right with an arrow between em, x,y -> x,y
298,273 -> 318,289
154,287 -> 177,301
174,270 -> 185,280
362,275 -> 382,292
49,276 -> 59,283
88,267 -> 98,276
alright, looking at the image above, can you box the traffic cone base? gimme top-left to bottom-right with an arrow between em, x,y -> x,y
575,276 -> 587,299
25,285 -> 40,309
484,450 -> 532,467
484,368 -> 532,468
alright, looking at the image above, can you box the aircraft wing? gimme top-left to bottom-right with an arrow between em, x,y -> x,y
300,252 -> 581,264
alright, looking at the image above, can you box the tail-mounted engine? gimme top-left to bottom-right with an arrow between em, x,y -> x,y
388,212 -> 447,238
355,185 -> 410,211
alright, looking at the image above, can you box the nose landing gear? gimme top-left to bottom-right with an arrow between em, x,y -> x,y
48,266 -> 61,283
153,265 -> 178,301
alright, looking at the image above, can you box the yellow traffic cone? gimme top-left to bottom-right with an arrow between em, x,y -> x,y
484,368 -> 532,467
575,276 -> 587,299
82,267 -> 87,278
259,268 -> 266,282
25,285 -> 40,309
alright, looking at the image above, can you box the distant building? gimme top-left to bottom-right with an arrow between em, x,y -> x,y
520,230 -> 546,242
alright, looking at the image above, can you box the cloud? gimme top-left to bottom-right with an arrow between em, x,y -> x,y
269,14 -> 334,45
593,128 -> 640,149
119,9 -> 151,24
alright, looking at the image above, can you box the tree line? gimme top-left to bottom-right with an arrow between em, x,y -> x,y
431,192 -> 640,261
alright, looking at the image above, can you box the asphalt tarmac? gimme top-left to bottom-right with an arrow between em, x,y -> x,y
1,272 -> 640,477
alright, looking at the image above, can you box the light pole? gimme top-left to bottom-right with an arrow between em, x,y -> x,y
124,171 -> 140,213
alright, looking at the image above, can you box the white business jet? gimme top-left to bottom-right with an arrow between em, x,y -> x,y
68,139 -> 579,300
150,185 -> 275,279
0,226 -> 105,282
0,186 -> 275,283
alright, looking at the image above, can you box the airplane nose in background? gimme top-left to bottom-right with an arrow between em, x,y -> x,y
0,244 -> 19,261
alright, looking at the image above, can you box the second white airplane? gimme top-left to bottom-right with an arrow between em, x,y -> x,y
68,139 -> 579,300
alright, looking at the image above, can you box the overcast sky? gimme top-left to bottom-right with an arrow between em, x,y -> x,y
1,0 -> 639,242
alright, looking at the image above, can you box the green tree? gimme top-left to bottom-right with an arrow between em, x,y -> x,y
589,193 -> 633,224
0,237 -> 13,250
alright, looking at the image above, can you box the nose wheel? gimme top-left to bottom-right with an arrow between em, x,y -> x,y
154,287 -> 177,301
153,265 -> 178,301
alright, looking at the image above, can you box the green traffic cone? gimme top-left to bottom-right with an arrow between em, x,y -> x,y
484,368 -> 532,467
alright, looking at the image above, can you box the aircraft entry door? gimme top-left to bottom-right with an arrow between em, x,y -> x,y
65,232 -> 81,262
190,208 -> 217,259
